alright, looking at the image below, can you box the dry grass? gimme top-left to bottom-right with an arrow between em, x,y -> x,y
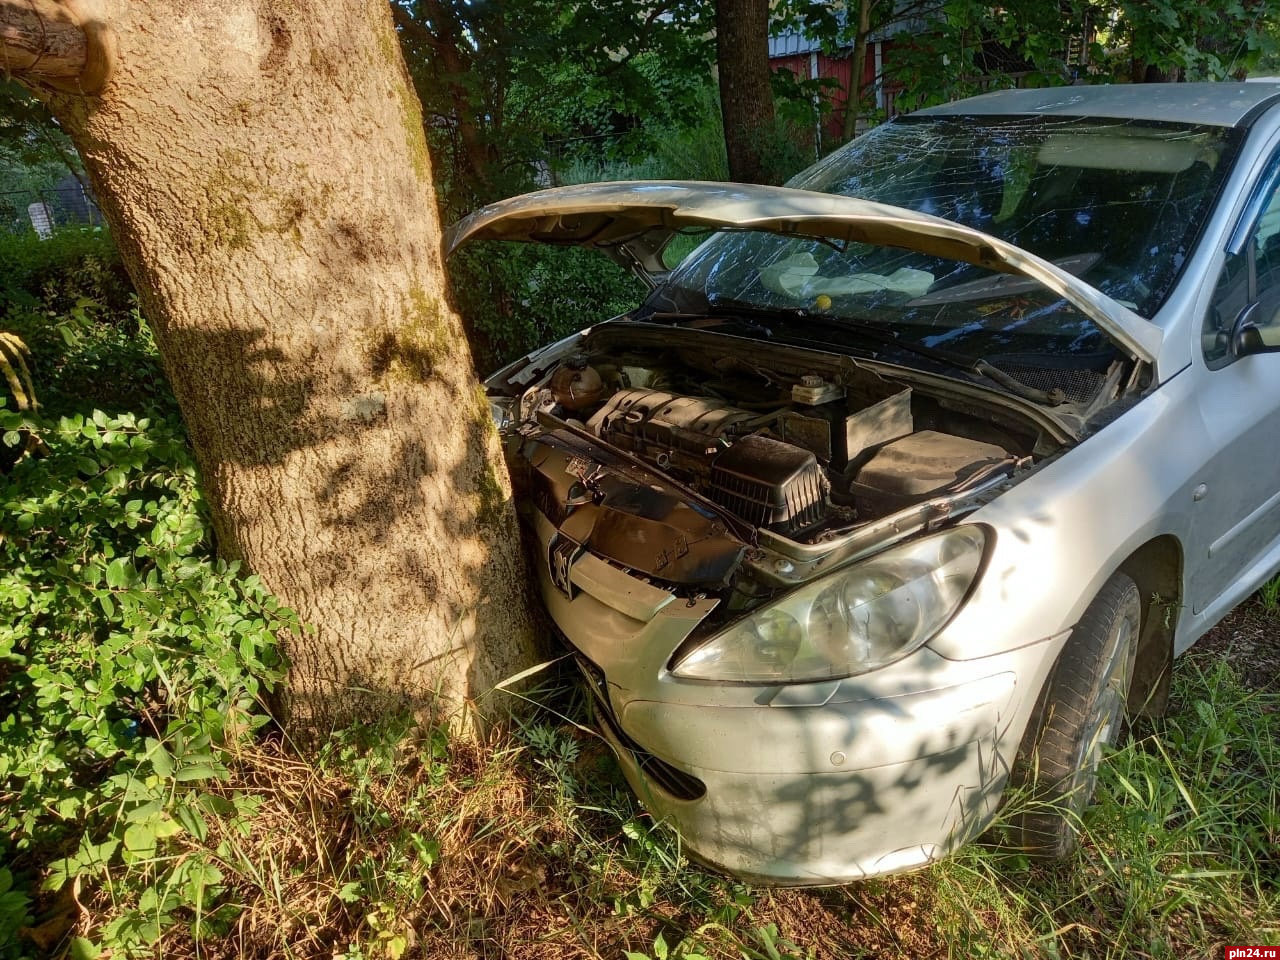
59,605 -> 1279,960
84,714 -> 679,960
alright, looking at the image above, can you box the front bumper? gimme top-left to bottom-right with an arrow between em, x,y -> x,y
526,503 -> 1054,884
592,663 -> 1020,884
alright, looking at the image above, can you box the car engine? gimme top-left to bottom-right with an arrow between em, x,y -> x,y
503,329 -> 1033,551
587,388 -> 831,537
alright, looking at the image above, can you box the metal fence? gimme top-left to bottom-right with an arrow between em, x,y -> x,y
0,180 -> 103,237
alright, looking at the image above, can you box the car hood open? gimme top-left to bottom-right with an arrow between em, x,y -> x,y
447,180 -> 1163,365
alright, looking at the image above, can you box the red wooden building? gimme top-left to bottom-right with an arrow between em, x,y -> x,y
768,19 -> 912,149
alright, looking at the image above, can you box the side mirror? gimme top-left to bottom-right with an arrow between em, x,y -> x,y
1230,301 -> 1280,358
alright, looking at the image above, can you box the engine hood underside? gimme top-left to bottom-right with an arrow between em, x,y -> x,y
448,180 -> 1163,365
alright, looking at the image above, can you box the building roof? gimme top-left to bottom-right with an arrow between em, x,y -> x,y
767,7 -> 921,60
914,83 -> 1280,128
768,29 -> 822,59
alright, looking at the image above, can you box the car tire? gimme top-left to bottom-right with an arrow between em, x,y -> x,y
1006,571 -> 1141,858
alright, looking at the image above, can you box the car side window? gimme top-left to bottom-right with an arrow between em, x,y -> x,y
1204,161 -> 1280,366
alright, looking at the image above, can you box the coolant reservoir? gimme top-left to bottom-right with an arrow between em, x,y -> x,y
550,362 -> 604,411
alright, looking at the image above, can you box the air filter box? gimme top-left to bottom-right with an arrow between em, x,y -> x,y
709,435 -> 828,535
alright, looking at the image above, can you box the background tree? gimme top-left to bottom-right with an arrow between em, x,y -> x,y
716,0 -> 778,182
389,0 -> 717,369
882,0 -> 1280,112
1110,0 -> 1279,81
0,0 -> 542,727
0,82 -> 82,190
392,0 -> 714,212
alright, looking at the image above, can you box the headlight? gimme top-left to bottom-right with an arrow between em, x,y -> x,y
671,526 -> 987,683
489,397 -> 515,431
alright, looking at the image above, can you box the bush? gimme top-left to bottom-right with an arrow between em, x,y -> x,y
0,232 -> 297,957
0,403 -> 296,958
0,229 -> 132,318
450,242 -> 645,371
0,229 -> 162,419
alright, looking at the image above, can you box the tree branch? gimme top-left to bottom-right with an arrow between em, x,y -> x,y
389,2 -> 448,56
0,0 -> 114,95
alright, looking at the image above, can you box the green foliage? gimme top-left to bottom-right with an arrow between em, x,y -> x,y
557,85 -> 730,185
885,1 -> 1077,114
399,0 -> 714,209
0,403 -> 294,957
0,244 -> 294,956
525,53 -> 717,175
773,0 -> 1280,141
0,230 -> 130,319
0,230 -> 164,418
1108,0 -> 1280,80
450,242 -> 645,370
398,0 -> 720,371
0,80 -> 79,192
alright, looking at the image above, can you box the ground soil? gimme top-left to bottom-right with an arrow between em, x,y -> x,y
1190,596 -> 1280,693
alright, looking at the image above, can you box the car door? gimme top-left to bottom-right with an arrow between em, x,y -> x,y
1189,152 -> 1280,614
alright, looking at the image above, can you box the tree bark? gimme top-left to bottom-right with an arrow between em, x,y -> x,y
716,0 -> 776,183
3,0 -> 542,728
841,0 -> 874,143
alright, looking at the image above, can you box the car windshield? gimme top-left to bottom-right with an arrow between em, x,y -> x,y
654,115 -> 1239,365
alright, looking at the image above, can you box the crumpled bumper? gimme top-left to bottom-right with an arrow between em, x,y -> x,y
593,669 -> 1020,884
527,503 -> 1051,884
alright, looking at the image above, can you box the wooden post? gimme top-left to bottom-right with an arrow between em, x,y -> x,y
0,0 -> 114,94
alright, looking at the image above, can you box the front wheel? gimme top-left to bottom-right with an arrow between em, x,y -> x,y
1006,571 -> 1141,858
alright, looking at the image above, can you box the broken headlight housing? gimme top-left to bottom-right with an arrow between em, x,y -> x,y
671,526 -> 987,683
488,396 -> 516,432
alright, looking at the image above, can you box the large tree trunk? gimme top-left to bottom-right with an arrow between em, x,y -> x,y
716,0 -> 776,183
3,0 -> 542,727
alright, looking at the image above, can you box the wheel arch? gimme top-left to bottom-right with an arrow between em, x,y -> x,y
1114,533 -> 1183,717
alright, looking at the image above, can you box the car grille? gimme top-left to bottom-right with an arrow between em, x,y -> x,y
574,657 -> 707,802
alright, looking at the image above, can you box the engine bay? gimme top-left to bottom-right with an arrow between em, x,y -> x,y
493,324 -> 1052,582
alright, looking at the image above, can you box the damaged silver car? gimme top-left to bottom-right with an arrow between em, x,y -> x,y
448,83 -> 1280,883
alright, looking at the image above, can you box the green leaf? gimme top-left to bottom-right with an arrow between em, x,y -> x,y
146,738 -> 174,778
104,557 -> 133,588
173,802 -> 208,842
123,821 -> 156,854
69,938 -> 101,960
124,800 -> 163,823
174,763 -> 226,783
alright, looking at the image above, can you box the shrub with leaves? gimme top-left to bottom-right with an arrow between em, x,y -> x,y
0,406 -> 295,958
0,230 -> 132,321
0,230 -> 166,421
450,242 -> 645,371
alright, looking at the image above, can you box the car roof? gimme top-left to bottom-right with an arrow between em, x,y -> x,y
914,82 -> 1280,128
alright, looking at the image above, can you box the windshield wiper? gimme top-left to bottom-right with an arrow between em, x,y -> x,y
647,309 -> 883,361
685,299 -> 1067,407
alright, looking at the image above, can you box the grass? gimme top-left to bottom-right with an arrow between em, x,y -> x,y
40,639 -> 1274,960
